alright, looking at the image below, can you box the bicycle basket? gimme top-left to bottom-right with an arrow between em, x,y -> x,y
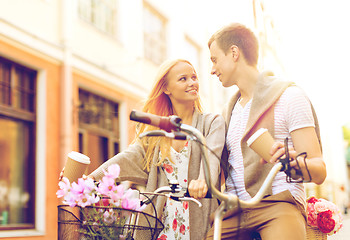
58,205 -> 164,240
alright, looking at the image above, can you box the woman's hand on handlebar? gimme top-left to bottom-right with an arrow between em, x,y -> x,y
188,179 -> 208,199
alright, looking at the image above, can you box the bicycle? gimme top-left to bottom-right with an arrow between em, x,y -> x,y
129,110 -> 309,240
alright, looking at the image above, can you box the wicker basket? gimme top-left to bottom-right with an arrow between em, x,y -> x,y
306,225 -> 327,240
58,205 -> 164,240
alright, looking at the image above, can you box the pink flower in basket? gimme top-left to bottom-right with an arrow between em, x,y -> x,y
57,163 -> 145,211
306,196 -> 343,235
57,164 -> 146,239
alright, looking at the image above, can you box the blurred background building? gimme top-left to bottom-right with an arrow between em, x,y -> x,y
0,0 -> 348,239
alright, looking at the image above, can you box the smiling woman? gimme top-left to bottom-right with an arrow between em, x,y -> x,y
163,61 -> 200,118
87,59 -> 226,240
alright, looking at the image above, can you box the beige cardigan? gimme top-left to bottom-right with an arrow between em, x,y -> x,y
221,72 -> 321,197
90,111 -> 225,240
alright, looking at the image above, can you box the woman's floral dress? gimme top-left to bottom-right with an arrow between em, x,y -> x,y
157,142 -> 190,240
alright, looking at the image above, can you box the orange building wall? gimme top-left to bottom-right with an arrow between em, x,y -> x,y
0,39 -> 60,239
0,39 -> 142,239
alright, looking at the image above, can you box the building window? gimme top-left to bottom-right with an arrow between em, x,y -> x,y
78,89 -> 119,173
184,36 -> 201,72
143,2 -> 167,65
0,56 -> 36,230
78,0 -> 117,35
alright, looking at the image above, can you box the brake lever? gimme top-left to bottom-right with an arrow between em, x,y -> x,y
279,138 -> 292,172
170,196 -> 202,208
139,130 -> 187,140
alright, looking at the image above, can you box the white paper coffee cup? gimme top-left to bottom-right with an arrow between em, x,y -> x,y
62,151 -> 90,183
247,128 -> 275,161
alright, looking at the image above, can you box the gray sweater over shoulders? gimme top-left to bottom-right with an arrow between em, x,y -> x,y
90,110 -> 225,240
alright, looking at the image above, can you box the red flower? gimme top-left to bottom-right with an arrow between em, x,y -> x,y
180,224 -> 186,234
95,198 -> 110,207
163,164 -> 173,174
307,197 -> 319,204
158,234 -> 167,240
172,219 -> 178,231
183,201 -> 189,210
317,210 -> 336,233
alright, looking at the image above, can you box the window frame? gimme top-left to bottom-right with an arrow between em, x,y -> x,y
143,1 -> 167,65
0,56 -> 37,231
77,0 -> 118,36
184,35 -> 201,72
77,89 -> 120,167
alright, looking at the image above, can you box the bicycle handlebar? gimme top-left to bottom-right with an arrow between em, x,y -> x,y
130,110 -> 182,132
130,110 -> 230,203
130,110 -> 300,201
130,110 -> 304,240
141,182 -> 211,208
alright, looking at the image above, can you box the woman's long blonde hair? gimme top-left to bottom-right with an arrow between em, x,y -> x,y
137,59 -> 203,171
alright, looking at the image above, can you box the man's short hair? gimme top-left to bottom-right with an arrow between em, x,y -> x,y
208,23 -> 259,67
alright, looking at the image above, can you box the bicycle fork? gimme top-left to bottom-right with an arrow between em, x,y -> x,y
213,203 -> 226,240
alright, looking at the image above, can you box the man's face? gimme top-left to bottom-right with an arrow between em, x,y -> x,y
209,41 -> 236,87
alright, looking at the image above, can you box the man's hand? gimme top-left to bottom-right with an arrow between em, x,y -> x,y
268,141 -> 311,181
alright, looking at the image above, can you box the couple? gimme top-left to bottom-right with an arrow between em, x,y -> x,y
89,23 -> 326,240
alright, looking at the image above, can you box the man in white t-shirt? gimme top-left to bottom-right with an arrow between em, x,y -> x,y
205,23 -> 326,240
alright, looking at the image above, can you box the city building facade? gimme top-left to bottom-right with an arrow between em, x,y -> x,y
0,0 -> 348,239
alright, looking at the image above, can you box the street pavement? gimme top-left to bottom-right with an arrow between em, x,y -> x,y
328,213 -> 350,240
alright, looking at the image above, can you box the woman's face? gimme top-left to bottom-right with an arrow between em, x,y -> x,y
164,62 -> 199,104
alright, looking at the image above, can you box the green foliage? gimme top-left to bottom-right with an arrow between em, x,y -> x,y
342,125 -> 350,164
342,125 -> 350,145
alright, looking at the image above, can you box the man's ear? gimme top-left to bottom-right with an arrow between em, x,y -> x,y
230,45 -> 239,61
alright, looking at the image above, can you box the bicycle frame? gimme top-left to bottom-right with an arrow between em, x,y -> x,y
173,120 -> 285,240
130,110 -> 289,240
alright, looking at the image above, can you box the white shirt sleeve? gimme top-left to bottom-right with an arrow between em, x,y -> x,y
279,86 -> 315,133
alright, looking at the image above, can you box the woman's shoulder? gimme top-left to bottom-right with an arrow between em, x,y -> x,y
197,112 -> 225,132
196,112 -> 225,137
199,112 -> 225,122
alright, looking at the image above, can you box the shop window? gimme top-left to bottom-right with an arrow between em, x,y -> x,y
143,2 -> 167,64
78,89 -> 119,174
0,56 -> 36,230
